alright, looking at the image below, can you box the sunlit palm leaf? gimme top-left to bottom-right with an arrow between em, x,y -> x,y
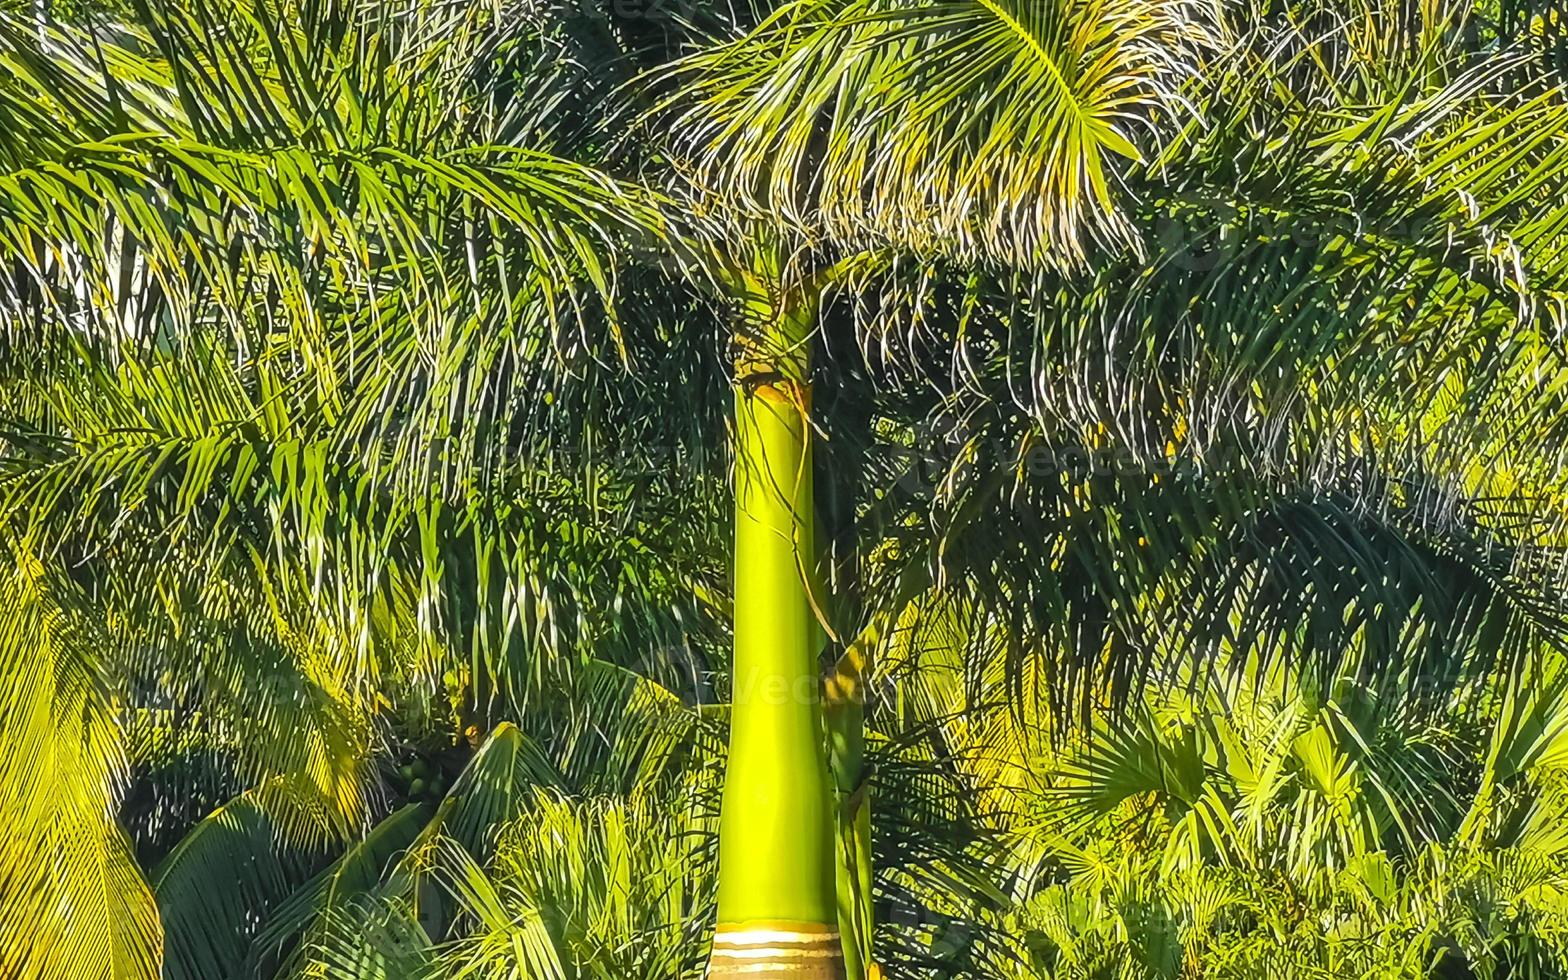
662,0 -> 1216,266
0,559 -> 163,980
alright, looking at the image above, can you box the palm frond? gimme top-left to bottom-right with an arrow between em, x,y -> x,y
152,783 -> 334,980
661,0 -> 1217,266
0,558 -> 163,980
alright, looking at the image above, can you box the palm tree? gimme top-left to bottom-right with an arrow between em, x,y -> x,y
657,0 -> 1568,974
4,1 -> 1568,979
0,1 -> 698,975
659,2 -> 1213,972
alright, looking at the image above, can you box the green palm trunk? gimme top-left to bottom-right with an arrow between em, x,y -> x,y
709,285 -> 845,979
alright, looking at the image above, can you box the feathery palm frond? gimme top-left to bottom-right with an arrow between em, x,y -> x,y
0,559 -> 164,980
661,0 -> 1217,266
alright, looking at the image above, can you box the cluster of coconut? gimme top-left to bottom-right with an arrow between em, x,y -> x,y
392,753 -> 449,803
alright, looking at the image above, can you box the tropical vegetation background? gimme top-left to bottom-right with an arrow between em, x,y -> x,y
5,0 -> 1568,977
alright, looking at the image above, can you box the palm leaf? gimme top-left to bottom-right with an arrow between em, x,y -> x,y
661,0 -> 1216,265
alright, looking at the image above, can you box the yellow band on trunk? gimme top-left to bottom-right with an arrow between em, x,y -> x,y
708,922 -> 846,979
